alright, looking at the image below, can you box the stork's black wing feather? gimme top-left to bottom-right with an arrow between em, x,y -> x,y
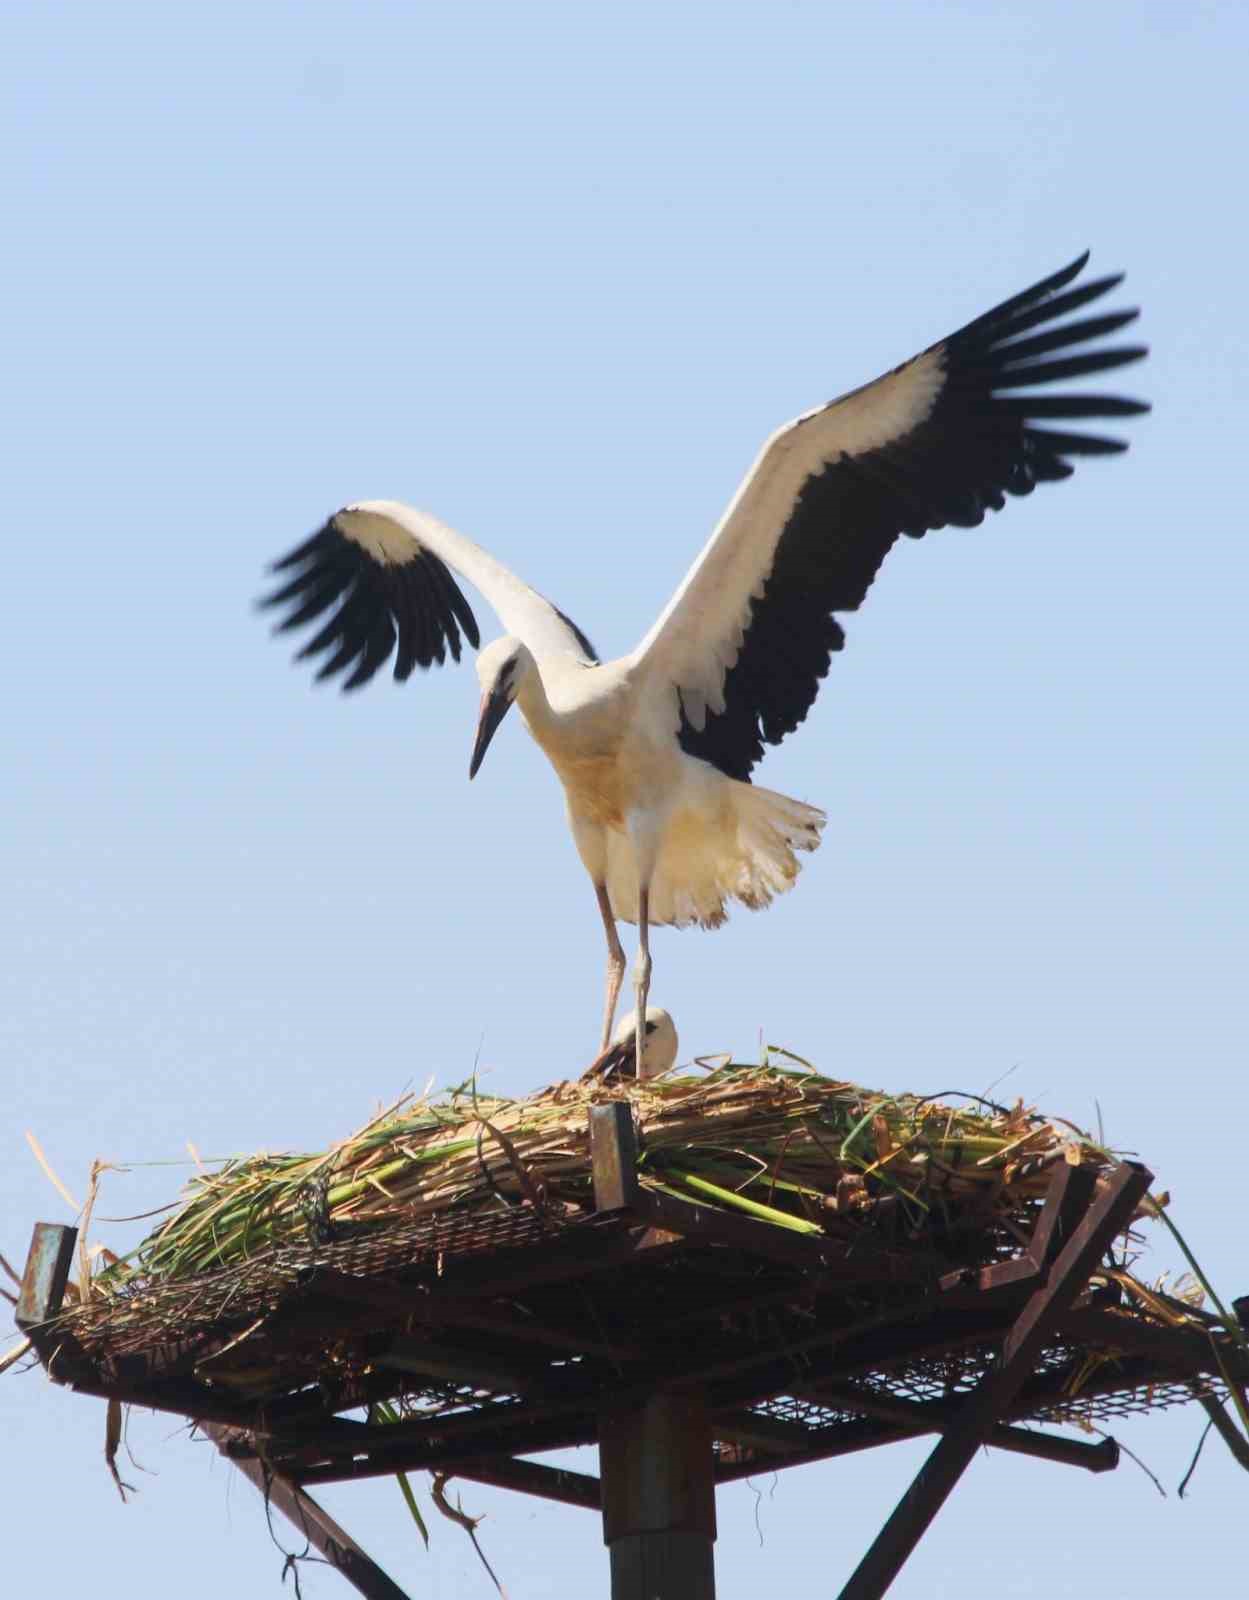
678,254 -> 1149,781
259,517 -> 482,689
548,601 -> 598,663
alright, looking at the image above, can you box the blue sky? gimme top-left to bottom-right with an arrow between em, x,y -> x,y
4,3 -> 1247,1596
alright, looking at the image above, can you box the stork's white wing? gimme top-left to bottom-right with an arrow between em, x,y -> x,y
631,255 -> 1148,779
261,500 -> 595,689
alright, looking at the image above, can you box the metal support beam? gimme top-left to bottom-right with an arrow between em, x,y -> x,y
1197,1394 -> 1249,1474
713,1408 -> 1116,1484
450,1456 -> 602,1509
426,1217 -> 685,1297
809,1384 -> 1118,1472
373,1334 -> 540,1396
715,1416 -> 917,1480
937,1162 -> 1101,1295
600,1392 -> 717,1600
292,1412 -> 597,1486
836,1160 -> 1151,1600
713,1408 -> 815,1452
203,1424 -> 413,1600
1060,1305 -> 1249,1381
307,1266 -> 642,1361
15,1227 -> 412,1600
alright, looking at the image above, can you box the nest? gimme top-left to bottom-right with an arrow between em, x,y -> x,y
24,1052 -> 1248,1482
96,1054 -> 1121,1300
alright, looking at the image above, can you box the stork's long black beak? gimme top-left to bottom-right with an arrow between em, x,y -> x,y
469,686 -> 513,779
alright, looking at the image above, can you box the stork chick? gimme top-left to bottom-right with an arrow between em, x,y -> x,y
582,1006 -> 680,1083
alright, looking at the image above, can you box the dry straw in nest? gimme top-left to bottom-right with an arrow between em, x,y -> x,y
94,1053 -> 1116,1296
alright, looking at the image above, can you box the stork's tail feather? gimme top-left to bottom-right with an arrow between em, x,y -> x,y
727,782 -> 825,914
606,782 -> 825,930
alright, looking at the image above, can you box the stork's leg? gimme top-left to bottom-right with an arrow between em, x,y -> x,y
632,886 -> 652,1078
595,881 -> 627,1052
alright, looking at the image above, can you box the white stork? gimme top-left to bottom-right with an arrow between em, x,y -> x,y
582,1007 -> 681,1083
262,254 -> 1148,1071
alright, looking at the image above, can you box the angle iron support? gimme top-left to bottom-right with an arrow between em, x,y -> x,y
1196,1393 -> 1249,1473
203,1424 -> 413,1600
1028,1162 -> 1099,1267
939,1162 -> 1096,1294
836,1160 -> 1151,1600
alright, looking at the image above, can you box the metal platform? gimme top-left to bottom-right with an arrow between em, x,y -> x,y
16,1104 -> 1246,1600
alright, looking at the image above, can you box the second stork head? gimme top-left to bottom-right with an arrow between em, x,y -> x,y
469,636 -> 535,779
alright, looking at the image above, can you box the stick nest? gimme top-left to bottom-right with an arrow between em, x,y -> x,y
94,1054 -> 1121,1298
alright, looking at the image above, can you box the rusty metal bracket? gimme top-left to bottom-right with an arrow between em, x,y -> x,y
16,1223 -> 78,1329
590,1103 -> 642,1210
15,1222 -> 80,1367
939,1161 -> 1098,1294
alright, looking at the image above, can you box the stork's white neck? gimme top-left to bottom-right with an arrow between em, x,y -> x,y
514,662 -> 555,734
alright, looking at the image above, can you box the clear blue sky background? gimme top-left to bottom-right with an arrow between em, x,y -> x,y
4,4 -> 1246,1596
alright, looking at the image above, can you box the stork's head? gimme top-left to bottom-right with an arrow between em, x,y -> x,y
469,636 -> 534,779
609,1006 -> 680,1080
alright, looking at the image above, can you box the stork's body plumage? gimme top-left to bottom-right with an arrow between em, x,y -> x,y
492,639 -> 822,928
262,255 -> 1148,1068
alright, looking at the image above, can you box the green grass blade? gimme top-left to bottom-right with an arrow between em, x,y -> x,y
1142,1195 -> 1248,1352
660,1169 -> 824,1234
373,1401 -> 430,1548
1138,1194 -> 1249,1441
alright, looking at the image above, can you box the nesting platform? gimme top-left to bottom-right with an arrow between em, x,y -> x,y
16,1100 -> 1247,1600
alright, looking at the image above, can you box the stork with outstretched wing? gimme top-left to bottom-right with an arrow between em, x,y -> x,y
262,254 -> 1148,1072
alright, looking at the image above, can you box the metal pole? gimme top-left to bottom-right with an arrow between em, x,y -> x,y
599,1391 -> 717,1600
590,1107 -> 717,1597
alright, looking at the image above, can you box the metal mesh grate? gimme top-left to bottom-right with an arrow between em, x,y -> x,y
751,1394 -> 860,1431
744,1343 -> 1227,1434
65,1204 -> 578,1360
1034,1376 -> 1224,1424
40,1193 -> 1236,1455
